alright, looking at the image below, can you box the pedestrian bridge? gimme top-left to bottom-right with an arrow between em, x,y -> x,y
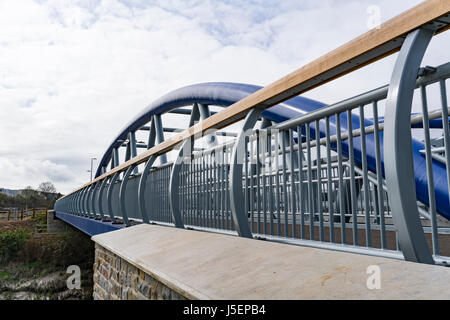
53,0 -> 450,299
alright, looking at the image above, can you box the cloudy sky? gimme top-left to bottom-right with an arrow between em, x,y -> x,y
0,0 -> 449,194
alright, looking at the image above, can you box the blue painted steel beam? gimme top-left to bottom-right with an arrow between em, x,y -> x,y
55,211 -> 125,237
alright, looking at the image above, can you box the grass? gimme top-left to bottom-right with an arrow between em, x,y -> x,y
0,271 -> 12,281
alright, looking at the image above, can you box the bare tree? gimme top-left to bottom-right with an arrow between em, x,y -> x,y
38,181 -> 57,194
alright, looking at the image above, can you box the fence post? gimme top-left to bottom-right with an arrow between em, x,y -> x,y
384,27 -> 436,264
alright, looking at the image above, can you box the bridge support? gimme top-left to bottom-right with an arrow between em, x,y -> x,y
47,210 -> 69,233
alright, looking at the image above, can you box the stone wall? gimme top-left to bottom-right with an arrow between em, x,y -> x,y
93,243 -> 186,300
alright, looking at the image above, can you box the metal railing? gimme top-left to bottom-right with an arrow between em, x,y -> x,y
55,2 -> 450,265
179,142 -> 235,231
235,61 -> 450,264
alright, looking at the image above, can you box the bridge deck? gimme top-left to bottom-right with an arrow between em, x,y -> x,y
92,224 -> 450,299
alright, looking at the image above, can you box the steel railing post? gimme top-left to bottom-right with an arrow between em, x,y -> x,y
97,177 -> 109,221
169,140 -> 192,228
168,103 -> 200,228
119,165 -> 137,226
107,172 -> 121,222
230,108 -> 263,238
137,155 -> 157,223
384,27 -> 435,264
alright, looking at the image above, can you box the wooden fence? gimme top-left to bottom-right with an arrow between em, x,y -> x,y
0,208 -> 48,222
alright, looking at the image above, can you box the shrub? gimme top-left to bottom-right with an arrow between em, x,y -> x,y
0,228 -> 32,263
32,212 -> 47,226
18,229 -> 94,270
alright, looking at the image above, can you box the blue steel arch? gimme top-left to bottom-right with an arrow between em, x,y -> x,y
94,82 -> 326,178
94,81 -> 450,220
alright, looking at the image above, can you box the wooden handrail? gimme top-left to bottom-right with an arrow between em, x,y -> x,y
61,0 -> 450,199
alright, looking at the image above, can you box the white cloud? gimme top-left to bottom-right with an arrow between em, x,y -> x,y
0,157 -> 76,190
0,0 -> 448,194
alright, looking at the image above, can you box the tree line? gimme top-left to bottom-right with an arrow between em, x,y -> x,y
0,182 -> 62,210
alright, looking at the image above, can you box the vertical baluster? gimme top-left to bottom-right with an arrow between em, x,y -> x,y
315,120 -> 324,241
211,151 -> 217,228
347,110 -> 358,246
336,113 -> 346,244
256,130 -> 261,234
202,155 -> 206,227
250,135 -> 255,233
157,168 -> 160,222
196,156 -> 200,227
269,131 -> 274,236
228,149 -> 233,231
421,85 -> 439,255
298,125 -> 305,239
359,105 -> 372,247
222,146 -> 226,229
372,101 -> 386,248
262,130 -> 267,235
216,150 -> 219,229
188,157 -> 191,225
325,117 -> 334,243
282,130 -> 289,237
223,145 -> 227,229
290,129 -> 297,239
208,153 -> 211,228
306,123 -> 314,240
275,130 -> 281,236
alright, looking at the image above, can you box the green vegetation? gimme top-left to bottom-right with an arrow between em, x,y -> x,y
0,271 -> 12,281
0,213 -> 94,299
0,182 -> 61,210
17,230 -> 94,270
0,228 -> 32,263
0,192 -> 57,211
0,212 -> 94,273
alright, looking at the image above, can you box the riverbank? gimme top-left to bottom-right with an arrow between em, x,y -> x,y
0,212 -> 94,300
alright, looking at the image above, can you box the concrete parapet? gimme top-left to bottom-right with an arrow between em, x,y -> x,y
91,224 -> 450,300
